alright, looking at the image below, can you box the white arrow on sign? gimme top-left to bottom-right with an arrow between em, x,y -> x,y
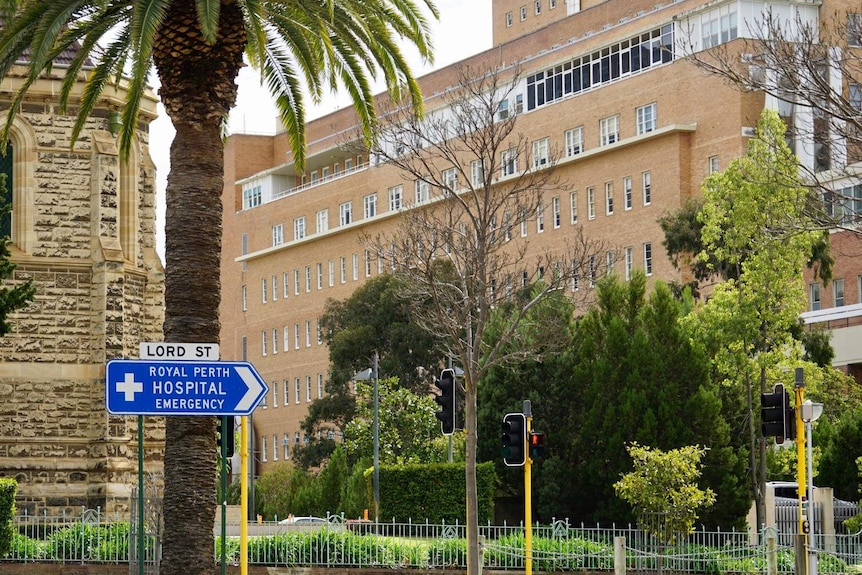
234,365 -> 265,412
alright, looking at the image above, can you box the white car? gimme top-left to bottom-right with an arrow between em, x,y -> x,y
278,516 -> 328,526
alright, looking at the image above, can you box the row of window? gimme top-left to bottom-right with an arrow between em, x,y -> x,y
260,374 -> 324,408
505,0 -> 558,27
809,276 -> 862,311
258,321 -> 323,355
259,428 -> 338,463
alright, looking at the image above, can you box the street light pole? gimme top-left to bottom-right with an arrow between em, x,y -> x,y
372,351 -> 380,523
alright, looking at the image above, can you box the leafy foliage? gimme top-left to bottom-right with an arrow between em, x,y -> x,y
0,175 -> 35,336
614,443 -> 716,544
0,478 -> 16,557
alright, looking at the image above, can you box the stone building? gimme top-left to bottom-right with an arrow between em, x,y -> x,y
0,48 -> 165,515
220,0 -> 862,474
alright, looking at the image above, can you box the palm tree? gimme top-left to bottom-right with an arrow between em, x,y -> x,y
0,1 -> 435,574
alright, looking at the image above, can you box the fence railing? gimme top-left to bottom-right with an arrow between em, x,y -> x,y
5,510 -> 862,573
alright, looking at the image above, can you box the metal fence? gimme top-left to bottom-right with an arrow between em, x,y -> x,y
5,511 -> 862,573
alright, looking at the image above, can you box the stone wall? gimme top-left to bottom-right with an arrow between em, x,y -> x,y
0,70 -> 165,517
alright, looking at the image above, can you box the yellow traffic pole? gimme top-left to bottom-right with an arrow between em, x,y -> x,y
525,415 -> 532,575
794,368 -> 807,575
240,416 -> 249,575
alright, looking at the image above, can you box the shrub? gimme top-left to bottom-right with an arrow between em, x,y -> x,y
0,478 -> 16,557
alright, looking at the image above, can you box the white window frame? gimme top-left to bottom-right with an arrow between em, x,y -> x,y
261,278 -> 267,304
502,148 -> 518,177
506,11 -> 513,27
537,200 -> 545,232
283,272 -> 289,298
283,379 -> 289,405
340,256 -> 347,284
415,179 -> 430,203
294,217 -> 306,240
305,265 -> 311,292
534,0 -> 541,15
471,160 -> 484,188
294,269 -> 300,296
834,278 -> 845,307
294,321 -> 301,348
318,374 -> 324,398
352,253 -> 359,281
625,247 -> 633,280
708,156 -> 719,174
339,201 -> 352,226
624,177 -> 633,210
552,196 -> 561,229
644,242 -> 653,276
587,187 -> 595,220
442,168 -> 458,191
295,378 -> 301,403
600,115 -> 620,146
328,260 -> 334,287
565,126 -> 583,156
316,263 -> 323,290
520,5 -> 527,20
242,185 -> 262,210
272,328 -> 278,355
388,185 -> 403,211
283,326 -> 289,352
642,171 -> 652,206
605,182 -> 614,215
241,285 -> 247,311
636,103 -> 657,135
272,224 -> 284,246
570,191 -> 578,224
305,320 -> 312,347
261,436 -> 268,461
532,137 -> 550,168
261,331 -> 267,356
363,194 -> 377,219
316,209 -> 329,234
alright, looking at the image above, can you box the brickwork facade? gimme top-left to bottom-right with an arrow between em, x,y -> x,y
0,71 -> 165,515
221,0 -> 861,474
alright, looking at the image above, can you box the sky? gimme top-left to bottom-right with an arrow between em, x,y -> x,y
149,1 -> 493,260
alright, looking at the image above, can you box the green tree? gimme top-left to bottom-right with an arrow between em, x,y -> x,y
0,174 -> 34,334
0,3 -> 436,573
684,109 -> 836,527
614,443 -> 716,544
564,273 -> 740,525
299,274 -> 445,467
316,445 -> 348,515
818,407 -> 862,502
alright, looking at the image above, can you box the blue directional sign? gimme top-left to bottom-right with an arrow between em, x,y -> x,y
106,359 -> 268,416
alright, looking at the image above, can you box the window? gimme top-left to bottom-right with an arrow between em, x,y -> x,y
326,260 -> 333,287
471,160 -> 484,188
532,137 -> 550,168
305,265 -> 311,292
624,247 -> 633,280
352,253 -> 359,280
294,323 -> 300,350
415,179 -> 430,203
241,285 -> 247,311
283,326 -> 289,352
317,319 -> 323,344
851,14 -> 862,47
340,256 -> 347,283
442,168 -> 458,191
322,167 -> 330,179
272,328 -> 278,355
520,5 -> 527,21
272,224 -> 284,246
283,433 -> 290,460
644,242 -> 653,276
283,272 -> 289,298
642,171 -> 652,205
283,379 -> 289,405
261,331 -> 267,356
552,196 -> 561,228
624,176 -> 633,210
606,251 -> 615,275
525,24 -> 674,112
708,156 -> 720,174
571,259 -> 579,292
294,269 -> 300,295
588,255 -> 596,288
514,94 -> 524,114
636,103 -> 657,134
294,217 -> 306,240
537,200 -> 545,232
388,185 -> 403,211
295,378 -> 301,403
310,170 -> 318,183
316,263 -> 323,290
502,148 -> 518,177
365,250 -> 372,277
363,194 -> 377,218
306,376 -> 312,402
550,0 -> 556,8
339,201 -> 352,225
834,278 -> 845,307
570,191 -> 578,224
534,0 -> 541,15
701,4 -> 738,49
242,184 -> 261,209
520,208 -> 528,237
318,374 -> 324,398
587,187 -> 595,220
305,320 -> 312,347
810,283 -> 822,310
605,182 -> 614,215
261,436 -> 267,461
506,11 -> 513,27
261,278 -> 267,303
316,209 -> 328,233
565,126 -> 583,156
498,99 -> 510,120
600,115 -> 619,146
272,275 -> 277,301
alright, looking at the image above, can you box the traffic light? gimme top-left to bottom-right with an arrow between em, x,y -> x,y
217,416 -> 235,457
761,383 -> 795,443
529,431 -> 545,459
435,369 -> 456,435
501,413 -> 526,466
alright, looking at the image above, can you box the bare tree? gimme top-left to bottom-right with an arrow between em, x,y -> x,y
356,65 -> 608,575
684,7 -> 862,231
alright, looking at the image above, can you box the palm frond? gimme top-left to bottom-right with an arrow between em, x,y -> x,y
195,0 -> 220,44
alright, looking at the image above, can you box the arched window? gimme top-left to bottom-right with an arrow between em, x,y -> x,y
0,143 -> 12,238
